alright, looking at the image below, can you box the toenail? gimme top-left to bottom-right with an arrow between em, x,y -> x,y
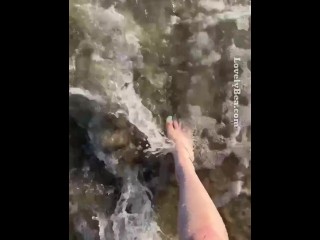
166,116 -> 173,123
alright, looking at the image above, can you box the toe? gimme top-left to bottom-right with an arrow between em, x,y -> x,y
166,116 -> 175,136
173,120 -> 180,129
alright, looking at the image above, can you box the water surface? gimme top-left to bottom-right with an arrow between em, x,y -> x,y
69,0 -> 251,239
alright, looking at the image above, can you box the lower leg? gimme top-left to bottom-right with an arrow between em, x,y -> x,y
166,116 -> 228,240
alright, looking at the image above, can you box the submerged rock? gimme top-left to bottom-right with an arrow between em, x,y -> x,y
220,193 -> 251,240
101,129 -> 131,151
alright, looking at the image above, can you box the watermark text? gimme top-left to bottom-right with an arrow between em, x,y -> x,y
233,57 -> 241,130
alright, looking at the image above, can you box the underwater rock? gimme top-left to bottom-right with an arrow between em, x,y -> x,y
101,129 -> 131,151
234,29 -> 250,49
69,94 -> 99,129
113,145 -> 140,164
69,117 -> 88,169
220,193 -> 251,240
109,114 -> 129,129
154,184 -> 179,237
157,153 -> 175,192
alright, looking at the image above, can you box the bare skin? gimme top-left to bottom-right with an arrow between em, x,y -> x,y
166,116 -> 228,240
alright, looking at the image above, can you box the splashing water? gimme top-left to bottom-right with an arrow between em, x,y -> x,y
70,2 -> 169,239
70,1 -> 171,153
110,168 -> 162,240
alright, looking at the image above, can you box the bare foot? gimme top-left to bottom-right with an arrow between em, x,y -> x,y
166,116 -> 194,164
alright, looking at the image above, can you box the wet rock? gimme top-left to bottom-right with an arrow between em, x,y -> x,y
194,144 -> 231,169
238,92 -> 249,106
101,129 -> 130,151
200,128 -> 227,150
234,30 -> 250,49
208,168 -> 230,194
109,114 -> 129,129
217,123 -> 233,138
69,94 -> 98,129
157,153 -> 175,192
154,184 -> 179,237
209,136 -> 227,150
133,68 -> 172,118
100,0 -> 114,9
216,20 -> 238,41
117,146 -> 141,164
69,171 -> 120,215
246,125 -> 251,141
220,152 -> 241,180
69,220 -> 85,240
220,193 -> 251,240
216,57 -> 244,83
69,117 -> 87,169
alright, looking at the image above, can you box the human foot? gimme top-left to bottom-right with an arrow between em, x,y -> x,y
166,116 -> 194,164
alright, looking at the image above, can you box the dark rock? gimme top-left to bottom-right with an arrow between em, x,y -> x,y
100,0 -> 114,9
69,117 -> 87,170
209,137 -> 227,150
157,153 -> 175,192
69,94 -> 98,129
234,30 -> 250,49
217,124 -> 233,138
238,93 -> 249,106
246,125 -> 251,141
215,20 -> 237,46
215,57 -> 243,83
221,152 -> 241,180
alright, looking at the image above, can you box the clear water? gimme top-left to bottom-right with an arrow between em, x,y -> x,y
69,0 -> 251,239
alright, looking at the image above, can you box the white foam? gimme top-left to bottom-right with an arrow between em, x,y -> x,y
110,168 -> 162,240
93,212 -> 110,240
69,87 -> 106,104
199,0 -> 226,12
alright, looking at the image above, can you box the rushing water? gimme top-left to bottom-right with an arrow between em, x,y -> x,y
69,0 -> 251,239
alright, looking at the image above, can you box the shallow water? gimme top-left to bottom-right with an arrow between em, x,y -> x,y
69,0 -> 251,239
